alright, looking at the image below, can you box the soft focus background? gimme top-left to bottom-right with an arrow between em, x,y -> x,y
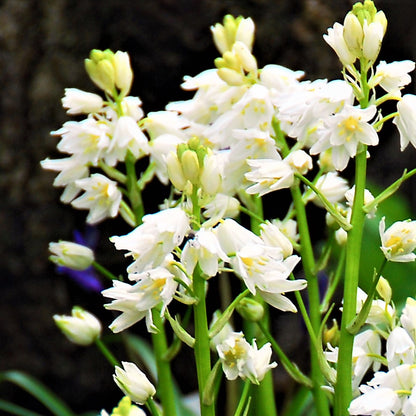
1,0 -> 416,413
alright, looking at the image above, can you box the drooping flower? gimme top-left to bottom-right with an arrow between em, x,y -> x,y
113,362 -> 156,405
103,266 -> 177,333
53,306 -> 101,346
71,173 -> 122,224
62,88 -> 104,115
379,216 -> 416,262
393,94 -> 416,151
49,240 -> 94,271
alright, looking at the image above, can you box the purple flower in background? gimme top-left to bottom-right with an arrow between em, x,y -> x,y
56,226 -> 104,292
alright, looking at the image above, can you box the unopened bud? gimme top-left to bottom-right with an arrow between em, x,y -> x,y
166,152 -> 187,190
343,12 -> 363,54
376,275 -> 392,304
323,319 -> 340,346
54,306 -> 101,346
49,241 -> 94,270
217,68 -> 245,86
181,149 -> 201,184
113,51 -> 133,96
236,297 -> 264,322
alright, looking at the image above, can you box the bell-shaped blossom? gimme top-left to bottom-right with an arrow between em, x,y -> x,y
310,104 -> 378,171
259,221 -> 293,258
53,118 -> 111,165
181,228 -> 229,278
370,60 -> 415,96
103,266 -> 177,333
216,332 -> 276,384
71,174 -> 122,224
245,158 -> 294,196
232,244 -> 304,312
113,362 -> 156,405
40,156 -> 89,203
202,194 -> 240,226
386,326 -> 415,369
350,364 -> 416,416
62,88 -> 104,115
345,185 -> 377,218
111,207 -> 191,272
393,94 -> 416,151
53,306 -> 101,346
307,172 -> 349,207
105,116 -> 149,166
49,241 -> 94,270
379,216 -> 416,262
401,297 -> 416,342
324,22 -> 356,66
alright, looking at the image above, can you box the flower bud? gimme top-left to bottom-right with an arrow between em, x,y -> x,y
49,241 -> 94,270
233,41 -> 257,73
235,17 -> 255,51
113,51 -> 133,96
236,297 -> 264,322
181,149 -> 200,185
343,12 -> 363,55
323,319 -> 340,347
113,362 -> 156,405
217,68 -> 246,86
362,20 -> 384,62
166,152 -> 187,190
62,88 -> 104,115
53,306 -> 101,346
85,50 -> 116,95
376,275 -> 392,304
211,23 -> 228,55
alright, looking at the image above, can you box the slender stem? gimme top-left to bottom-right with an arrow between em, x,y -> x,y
233,381 -> 251,416
95,338 -> 120,367
125,151 -> 144,225
146,397 -> 162,416
92,261 -> 118,282
334,149 -> 367,416
193,266 -> 215,416
151,308 -> 178,416
290,184 -> 330,416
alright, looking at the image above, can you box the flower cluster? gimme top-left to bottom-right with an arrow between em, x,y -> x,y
42,2 -> 416,416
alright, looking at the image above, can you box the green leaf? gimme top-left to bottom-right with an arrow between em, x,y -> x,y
0,399 -> 43,416
0,371 -> 76,416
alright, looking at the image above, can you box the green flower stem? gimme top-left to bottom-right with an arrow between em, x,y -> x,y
334,149 -> 367,416
257,321 -> 313,388
233,380 -> 251,416
151,307 -> 178,416
125,151 -> 144,225
92,261 -> 118,282
146,397 -> 162,416
193,266 -> 215,416
290,184 -> 330,416
95,338 -> 120,367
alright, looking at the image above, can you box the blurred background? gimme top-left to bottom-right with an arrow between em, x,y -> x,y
1,0 -> 416,414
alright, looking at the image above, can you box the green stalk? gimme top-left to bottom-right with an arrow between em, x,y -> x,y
333,149 -> 367,416
125,151 -> 144,225
193,266 -> 216,416
95,338 -> 120,367
92,261 -> 118,282
290,184 -> 330,416
151,307 -> 178,416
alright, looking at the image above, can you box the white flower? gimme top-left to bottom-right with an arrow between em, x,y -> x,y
61,88 -> 104,114
181,228 -> 229,278
285,150 -> 313,175
105,116 -> 149,166
202,194 -> 240,226
370,60 -> 415,96
245,158 -> 294,196
349,387 -> 401,415
111,207 -> 190,273
113,51 -> 133,95
71,174 -> 122,224
40,156 -> 89,203
386,327 -> 415,369
310,105 -> 378,171
53,306 -> 101,346
233,244 -> 304,312
379,216 -> 416,262
53,118 -> 111,165
308,172 -> 349,207
103,266 -> 178,333
345,185 -> 377,218
324,22 -> 356,66
401,297 -> 416,342
393,94 -> 416,151
362,20 -> 385,62
356,287 -> 395,326
216,332 -> 276,384
259,221 -> 293,258
49,241 -> 94,270
113,362 -> 156,405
